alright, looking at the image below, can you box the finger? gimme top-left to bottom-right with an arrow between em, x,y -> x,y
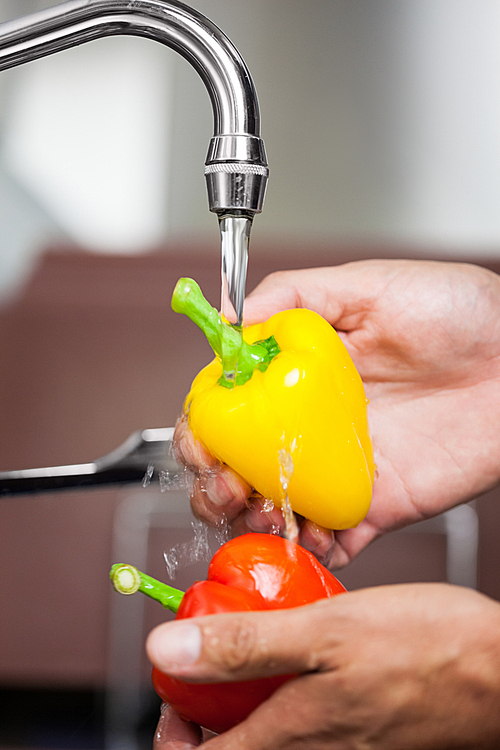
298,521 -> 335,568
243,262 -> 389,329
153,704 -> 202,749
190,467 -> 252,525
173,416 -> 219,472
327,520 -> 381,569
230,497 -> 286,537
174,416 -> 252,526
146,599 -> 334,683
192,673 -> 334,750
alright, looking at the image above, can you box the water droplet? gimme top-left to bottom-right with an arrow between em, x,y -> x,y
142,462 -> 154,488
261,497 -> 275,513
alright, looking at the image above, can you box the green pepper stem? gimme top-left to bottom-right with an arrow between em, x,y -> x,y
171,278 -> 280,386
110,563 -> 184,614
171,277 -> 238,361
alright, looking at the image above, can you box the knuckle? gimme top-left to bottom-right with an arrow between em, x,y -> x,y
224,467 -> 251,500
208,617 -> 261,674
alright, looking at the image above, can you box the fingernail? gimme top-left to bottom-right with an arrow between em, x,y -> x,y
150,623 -> 202,671
154,704 -> 202,748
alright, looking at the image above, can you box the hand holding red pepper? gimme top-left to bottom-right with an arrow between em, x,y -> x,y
148,583 -> 500,750
111,533 -> 345,734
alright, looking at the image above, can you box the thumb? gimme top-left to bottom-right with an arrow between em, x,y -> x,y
145,599 -> 335,683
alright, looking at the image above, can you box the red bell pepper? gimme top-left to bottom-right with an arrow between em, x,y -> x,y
110,533 -> 346,734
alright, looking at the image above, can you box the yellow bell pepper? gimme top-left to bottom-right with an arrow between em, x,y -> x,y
172,278 -> 374,530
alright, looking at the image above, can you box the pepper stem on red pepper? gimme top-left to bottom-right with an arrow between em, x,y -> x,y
110,563 -> 184,614
171,277 -> 280,387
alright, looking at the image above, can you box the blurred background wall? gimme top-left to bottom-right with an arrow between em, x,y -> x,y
2,0 -> 500,298
1,1 -> 500,748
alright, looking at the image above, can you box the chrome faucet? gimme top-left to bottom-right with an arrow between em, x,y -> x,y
0,0 -> 269,219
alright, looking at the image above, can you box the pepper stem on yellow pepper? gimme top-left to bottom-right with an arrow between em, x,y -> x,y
110,563 -> 184,614
171,278 -> 280,387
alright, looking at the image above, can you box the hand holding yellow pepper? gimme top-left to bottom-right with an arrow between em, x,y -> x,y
172,278 -> 374,530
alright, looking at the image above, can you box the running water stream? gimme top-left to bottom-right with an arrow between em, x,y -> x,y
278,448 -> 300,544
219,214 -> 252,381
220,217 -> 301,544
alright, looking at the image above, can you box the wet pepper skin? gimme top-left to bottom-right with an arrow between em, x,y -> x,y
152,533 -> 346,734
185,307 -> 375,530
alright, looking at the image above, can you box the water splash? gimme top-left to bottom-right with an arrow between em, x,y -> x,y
142,462 -> 155,488
213,514 -> 231,546
262,497 -> 275,513
164,519 -> 212,580
259,497 -> 281,535
142,458 -> 195,494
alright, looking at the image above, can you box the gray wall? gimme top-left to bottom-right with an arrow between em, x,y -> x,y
167,0 -> 500,252
1,0 -> 500,292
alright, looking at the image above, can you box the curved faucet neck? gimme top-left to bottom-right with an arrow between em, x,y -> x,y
0,0 -> 268,215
